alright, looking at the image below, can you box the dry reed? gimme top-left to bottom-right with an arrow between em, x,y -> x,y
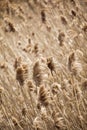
0,0 -> 87,130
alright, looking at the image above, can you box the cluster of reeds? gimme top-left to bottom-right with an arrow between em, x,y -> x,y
0,0 -> 87,130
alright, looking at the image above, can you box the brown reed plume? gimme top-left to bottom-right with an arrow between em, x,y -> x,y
33,60 -> 48,86
71,60 -> 82,75
27,80 -> 36,92
5,20 -> 15,32
14,57 -> 22,69
0,86 -> 4,104
33,61 -> 43,86
68,50 -> 83,75
82,79 -> 87,91
51,82 -> 62,95
16,64 -> 28,85
0,0 -> 87,130
33,116 -> 44,130
58,32 -> 65,46
12,116 -> 23,129
38,85 -> 50,106
68,51 -> 75,71
47,57 -> 56,75
52,111 -> 66,130
41,10 -> 46,23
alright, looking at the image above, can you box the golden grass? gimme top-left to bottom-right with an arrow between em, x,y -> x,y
0,0 -> 87,130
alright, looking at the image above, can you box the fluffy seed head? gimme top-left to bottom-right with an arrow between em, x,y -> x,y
82,79 -> 87,90
68,51 -> 75,71
72,60 -> 82,75
61,16 -> 67,25
27,80 -> 35,91
12,116 -> 19,126
14,57 -> 22,69
41,10 -> 46,23
22,107 -> 27,116
51,82 -> 62,95
39,85 -> 50,106
47,57 -> 56,75
33,61 -> 43,86
16,64 -> 28,85
53,112 -> 66,129
58,32 -> 65,46
33,117 -> 44,130
33,60 -> 48,86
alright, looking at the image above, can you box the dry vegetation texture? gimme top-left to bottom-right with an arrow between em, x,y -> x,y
0,0 -> 87,130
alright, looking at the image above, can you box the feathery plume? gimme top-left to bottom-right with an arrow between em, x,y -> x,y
27,80 -> 36,92
58,32 -> 65,46
47,57 -> 56,75
41,10 -> 46,23
14,57 -> 22,69
33,117 -> 44,130
51,82 -> 62,95
16,64 -> 28,85
38,85 -> 50,106
53,112 -> 66,129
61,16 -> 67,25
68,51 -> 75,71
33,60 -> 48,86
82,79 -> 87,91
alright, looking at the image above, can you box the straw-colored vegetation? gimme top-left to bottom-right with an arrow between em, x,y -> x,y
0,0 -> 87,130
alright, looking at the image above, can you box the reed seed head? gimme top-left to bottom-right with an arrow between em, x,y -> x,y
39,85 -> 50,106
51,82 -> 62,95
16,64 -> 28,85
14,57 -> 22,69
27,80 -> 35,91
47,57 -> 56,75
12,116 -> 19,126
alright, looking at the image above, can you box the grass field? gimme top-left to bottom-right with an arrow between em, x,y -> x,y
0,0 -> 87,130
